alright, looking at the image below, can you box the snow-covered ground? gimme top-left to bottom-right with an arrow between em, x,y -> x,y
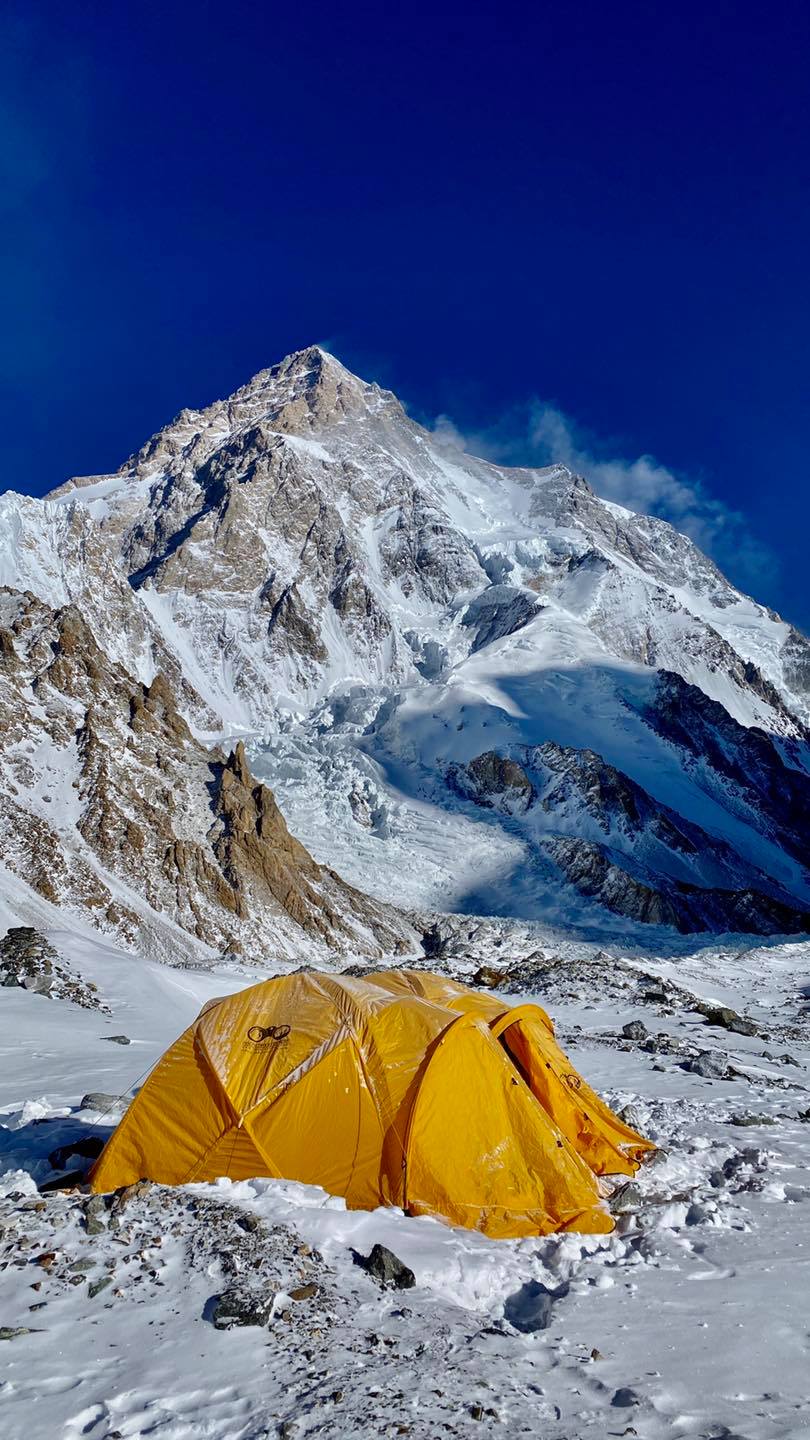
2,905 -> 809,1440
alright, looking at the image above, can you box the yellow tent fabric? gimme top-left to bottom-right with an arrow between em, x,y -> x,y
89,969 -> 653,1238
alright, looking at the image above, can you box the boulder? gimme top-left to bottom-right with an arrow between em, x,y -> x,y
80,1092 -> 124,1113
621,1020 -> 647,1042
610,1182 -> 644,1214
686,1051 -> 729,1079
210,1286 -> 273,1329
693,1002 -> 758,1037
473,965 -> 511,989
83,1194 -> 109,1235
358,1243 -> 415,1290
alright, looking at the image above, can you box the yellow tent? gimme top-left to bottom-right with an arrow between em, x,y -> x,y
89,969 -> 652,1238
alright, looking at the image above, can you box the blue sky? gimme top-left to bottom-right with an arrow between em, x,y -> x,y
2,1 -> 809,626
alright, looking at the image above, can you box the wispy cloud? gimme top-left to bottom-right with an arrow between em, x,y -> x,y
431,401 -> 773,588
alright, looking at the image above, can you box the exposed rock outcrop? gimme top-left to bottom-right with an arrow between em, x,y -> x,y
448,752 -> 535,815
0,927 -> 107,1009
0,590 -> 411,964
639,672 -> 810,866
551,836 -> 810,936
446,740 -> 810,935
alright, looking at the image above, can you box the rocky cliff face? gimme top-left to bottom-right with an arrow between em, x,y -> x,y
0,587 -> 410,964
446,740 -> 810,935
2,345 -> 810,941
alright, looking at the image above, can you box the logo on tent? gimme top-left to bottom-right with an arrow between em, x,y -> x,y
245,1022 -> 291,1049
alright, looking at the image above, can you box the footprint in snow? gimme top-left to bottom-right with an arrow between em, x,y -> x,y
64,1402 -> 109,1436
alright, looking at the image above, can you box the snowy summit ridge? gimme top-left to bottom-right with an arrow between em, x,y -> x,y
1,345 -> 810,953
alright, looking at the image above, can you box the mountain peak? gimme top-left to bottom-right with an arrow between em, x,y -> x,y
3,341 -> 810,951
237,343 -> 371,400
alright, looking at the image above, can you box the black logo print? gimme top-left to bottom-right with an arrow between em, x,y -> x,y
245,1022 -> 291,1047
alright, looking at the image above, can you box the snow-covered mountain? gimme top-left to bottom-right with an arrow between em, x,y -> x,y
0,588 -> 410,965
2,344 -> 810,946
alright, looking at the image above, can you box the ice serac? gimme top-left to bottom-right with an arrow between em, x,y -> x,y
2,344 -> 810,939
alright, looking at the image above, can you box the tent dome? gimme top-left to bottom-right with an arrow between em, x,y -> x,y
89,969 -> 652,1238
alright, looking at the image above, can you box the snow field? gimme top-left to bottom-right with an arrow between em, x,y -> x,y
1,916 -> 808,1439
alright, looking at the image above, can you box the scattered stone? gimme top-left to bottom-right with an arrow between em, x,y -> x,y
473,965 -> 511,989
358,1244 -> 415,1290
686,1051 -> 729,1080
210,1287 -> 274,1329
80,1092 -> 124,1112
722,1147 -> 766,1183
88,1276 -> 113,1298
590,1348 -> 604,1361
289,1283 -> 318,1301
421,923 -> 448,959
503,1279 -> 556,1333
622,1021 -> 648,1042
111,1180 -> 152,1214
730,1113 -> 776,1127
0,1326 -> 37,1340
611,1387 -> 641,1408
693,1002 -> 758,1037
779,1053 -> 800,1068
83,1194 -> 109,1236
470,1403 -> 485,1421
22,974 -> 54,995
105,1035 -> 131,1046
640,980 -> 668,1003
610,1182 -> 644,1214
618,1103 -> 645,1129
0,927 -> 107,1011
644,1032 -> 682,1055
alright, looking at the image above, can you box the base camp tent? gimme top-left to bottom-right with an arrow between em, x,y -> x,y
89,969 -> 653,1238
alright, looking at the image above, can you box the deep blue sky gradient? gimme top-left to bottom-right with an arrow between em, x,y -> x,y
2,1 -> 809,625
